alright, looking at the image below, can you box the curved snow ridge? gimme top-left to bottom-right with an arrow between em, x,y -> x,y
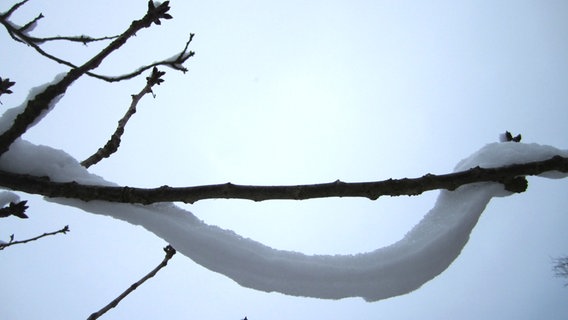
2,141 -> 567,301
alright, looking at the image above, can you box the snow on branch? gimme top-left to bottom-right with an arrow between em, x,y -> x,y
35,142 -> 564,301
2,0 -> 567,304
0,0 -> 29,20
0,1 -> 189,157
0,0 -> 193,83
0,149 -> 567,204
89,35 -> 195,82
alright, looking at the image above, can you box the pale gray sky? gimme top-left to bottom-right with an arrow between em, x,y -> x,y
1,1 -> 568,319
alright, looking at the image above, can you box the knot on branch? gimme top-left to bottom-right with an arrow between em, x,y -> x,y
501,176 -> 528,193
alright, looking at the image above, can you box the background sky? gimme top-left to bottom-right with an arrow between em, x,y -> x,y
1,0 -> 568,319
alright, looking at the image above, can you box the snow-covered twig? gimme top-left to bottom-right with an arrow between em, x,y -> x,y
0,225 -> 69,250
0,0 -> 29,20
86,245 -> 176,320
86,35 -> 195,83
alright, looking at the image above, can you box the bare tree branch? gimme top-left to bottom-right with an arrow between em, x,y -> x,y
0,225 -> 69,250
81,67 -> 167,168
86,35 -> 195,83
0,0 -> 29,19
0,1 -> 178,157
0,11 -> 91,68
1,2 -> 118,45
0,1 -> 192,84
86,245 -> 176,320
0,155 -> 566,205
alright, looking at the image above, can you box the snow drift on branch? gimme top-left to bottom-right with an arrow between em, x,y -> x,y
0,140 -> 566,301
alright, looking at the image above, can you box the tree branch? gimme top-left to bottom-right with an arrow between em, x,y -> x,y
0,1 -> 177,157
88,35 -> 195,82
0,0 -> 29,20
86,245 -> 176,320
0,155 -> 566,205
0,1 -> 192,83
80,67 -> 166,168
0,225 -> 69,250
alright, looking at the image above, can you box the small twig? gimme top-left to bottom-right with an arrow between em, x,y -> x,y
86,34 -> 195,83
28,33 -> 120,45
87,245 -> 177,320
81,67 -> 166,168
0,225 -> 69,250
0,0 -> 29,19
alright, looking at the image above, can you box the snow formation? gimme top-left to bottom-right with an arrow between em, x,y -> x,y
0,138 -> 566,301
0,73 -> 66,135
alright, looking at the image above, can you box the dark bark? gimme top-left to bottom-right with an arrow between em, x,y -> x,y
1,155 -> 566,205
0,225 -> 69,250
86,245 -> 176,320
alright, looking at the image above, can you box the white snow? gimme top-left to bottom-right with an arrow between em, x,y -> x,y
0,191 -> 20,207
0,73 -> 66,135
21,20 -> 38,35
0,140 -> 566,301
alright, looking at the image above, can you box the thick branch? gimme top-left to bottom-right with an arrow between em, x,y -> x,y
0,156 -> 566,205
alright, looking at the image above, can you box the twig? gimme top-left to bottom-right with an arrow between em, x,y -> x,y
81,67 -> 166,168
0,0 -> 29,19
0,155 -> 567,205
86,245 -> 176,320
0,225 -> 69,250
87,35 -> 195,83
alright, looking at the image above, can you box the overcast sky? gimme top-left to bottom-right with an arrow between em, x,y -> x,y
1,0 -> 568,319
